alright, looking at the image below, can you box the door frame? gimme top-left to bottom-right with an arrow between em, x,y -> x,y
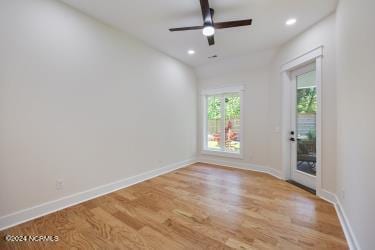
281,46 -> 323,195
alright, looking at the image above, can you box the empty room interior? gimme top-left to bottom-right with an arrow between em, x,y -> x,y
0,0 -> 374,249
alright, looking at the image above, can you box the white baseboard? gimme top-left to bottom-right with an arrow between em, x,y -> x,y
0,158 -> 196,231
319,189 -> 360,250
197,157 -> 283,180
319,189 -> 337,203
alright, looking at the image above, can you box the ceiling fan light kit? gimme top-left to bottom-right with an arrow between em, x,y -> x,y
169,0 -> 252,46
202,26 -> 215,36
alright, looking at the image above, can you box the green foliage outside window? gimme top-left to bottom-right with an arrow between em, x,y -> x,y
207,95 -> 240,120
225,96 -> 240,119
207,96 -> 221,120
297,87 -> 317,113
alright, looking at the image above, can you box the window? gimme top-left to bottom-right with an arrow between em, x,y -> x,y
202,87 -> 243,157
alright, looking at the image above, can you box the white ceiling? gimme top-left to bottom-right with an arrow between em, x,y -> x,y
60,0 -> 337,67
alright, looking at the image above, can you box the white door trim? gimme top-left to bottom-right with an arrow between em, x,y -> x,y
281,46 -> 323,195
281,46 -> 323,72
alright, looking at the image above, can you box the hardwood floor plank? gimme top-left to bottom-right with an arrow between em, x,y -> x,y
0,163 -> 348,249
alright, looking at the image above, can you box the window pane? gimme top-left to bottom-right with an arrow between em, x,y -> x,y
207,96 -> 221,150
296,70 -> 317,176
225,94 -> 240,153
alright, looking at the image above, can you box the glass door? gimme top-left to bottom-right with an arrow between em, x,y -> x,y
290,63 -> 317,190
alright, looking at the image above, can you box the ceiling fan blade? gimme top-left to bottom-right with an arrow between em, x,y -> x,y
200,0 -> 213,25
169,26 -> 204,32
214,19 -> 252,29
207,35 -> 215,46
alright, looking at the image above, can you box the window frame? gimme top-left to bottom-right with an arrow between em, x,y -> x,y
201,86 -> 244,159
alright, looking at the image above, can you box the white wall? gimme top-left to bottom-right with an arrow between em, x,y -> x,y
336,0 -> 375,248
0,0 -> 197,218
269,14 -> 337,193
196,15 -> 337,194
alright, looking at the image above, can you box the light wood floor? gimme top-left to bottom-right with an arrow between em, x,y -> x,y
0,163 -> 348,249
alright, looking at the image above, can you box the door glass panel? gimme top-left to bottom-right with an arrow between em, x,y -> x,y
225,94 -> 240,153
296,70 -> 317,176
207,95 -> 221,150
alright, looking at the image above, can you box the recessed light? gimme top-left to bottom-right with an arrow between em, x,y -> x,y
286,18 -> 297,26
202,26 -> 215,36
187,50 -> 195,55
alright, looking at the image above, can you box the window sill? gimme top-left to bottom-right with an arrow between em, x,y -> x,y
201,149 -> 243,159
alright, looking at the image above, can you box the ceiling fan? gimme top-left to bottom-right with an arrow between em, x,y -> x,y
169,0 -> 252,46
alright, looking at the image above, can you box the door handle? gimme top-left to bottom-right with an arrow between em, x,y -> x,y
290,137 -> 295,142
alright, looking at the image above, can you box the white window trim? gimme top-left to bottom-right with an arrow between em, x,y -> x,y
201,86 -> 245,159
